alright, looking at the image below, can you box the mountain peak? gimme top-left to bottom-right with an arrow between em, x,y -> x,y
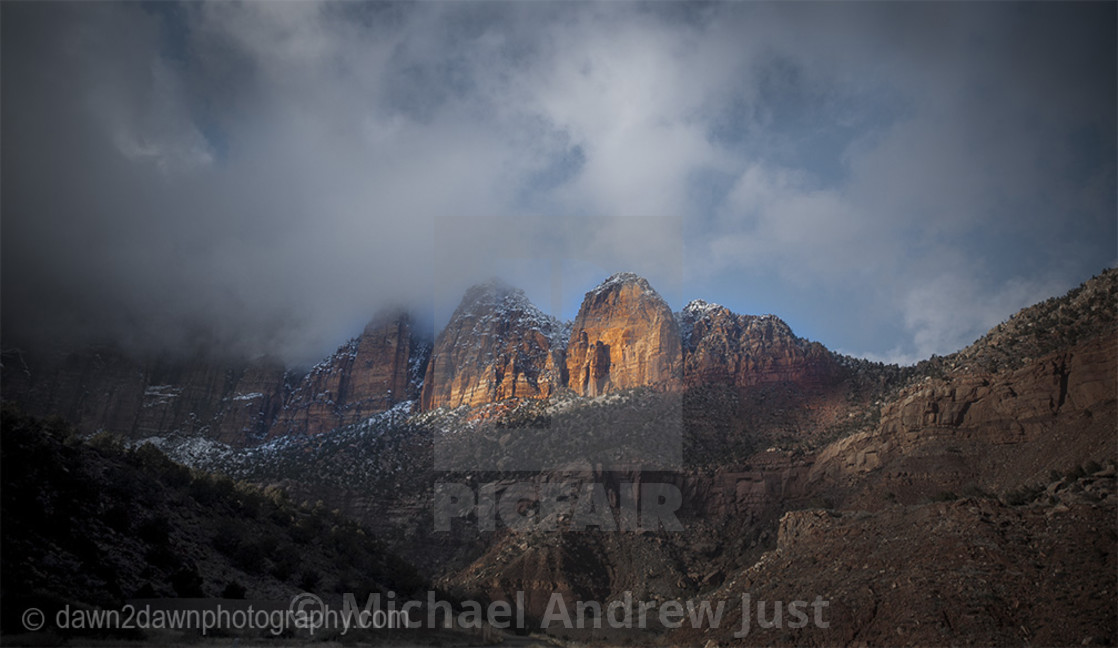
603,271 -> 645,283
459,278 -> 527,308
682,299 -> 726,319
567,273 -> 682,396
451,280 -> 561,341
421,281 -> 565,410
587,272 -> 657,299
361,308 -> 413,336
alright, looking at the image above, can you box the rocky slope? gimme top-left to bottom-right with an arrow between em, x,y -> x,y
676,466 -> 1116,646
809,270 -> 1118,510
947,267 -> 1118,373
420,281 -> 566,410
271,311 -> 429,437
566,273 -> 683,396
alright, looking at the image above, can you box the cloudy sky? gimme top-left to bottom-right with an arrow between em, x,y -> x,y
3,1 -> 1114,366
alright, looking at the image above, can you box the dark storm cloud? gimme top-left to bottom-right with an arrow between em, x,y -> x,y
2,2 -> 1114,366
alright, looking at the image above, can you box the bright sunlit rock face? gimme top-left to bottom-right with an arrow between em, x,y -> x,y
566,273 -> 683,396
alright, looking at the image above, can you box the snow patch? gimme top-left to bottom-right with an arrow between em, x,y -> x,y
586,272 -> 657,300
143,385 -> 182,407
456,281 -> 567,353
683,299 -> 724,318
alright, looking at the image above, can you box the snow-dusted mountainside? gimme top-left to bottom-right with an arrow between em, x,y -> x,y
134,400 -> 422,487
677,297 -> 842,389
420,279 -> 568,409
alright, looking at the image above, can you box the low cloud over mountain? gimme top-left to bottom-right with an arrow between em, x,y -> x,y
3,2 -> 1114,365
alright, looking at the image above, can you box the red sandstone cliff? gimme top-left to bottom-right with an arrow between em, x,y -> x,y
420,281 -> 566,410
271,311 -> 428,436
566,273 -> 683,396
679,299 -> 839,388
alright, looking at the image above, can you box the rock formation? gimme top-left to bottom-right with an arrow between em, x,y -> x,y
271,311 -> 429,436
420,280 -> 566,410
679,299 -> 838,388
566,273 -> 682,396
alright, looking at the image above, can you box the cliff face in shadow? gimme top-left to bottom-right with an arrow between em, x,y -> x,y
272,311 -> 429,437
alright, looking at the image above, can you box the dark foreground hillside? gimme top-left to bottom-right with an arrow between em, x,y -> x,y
0,405 -> 431,644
